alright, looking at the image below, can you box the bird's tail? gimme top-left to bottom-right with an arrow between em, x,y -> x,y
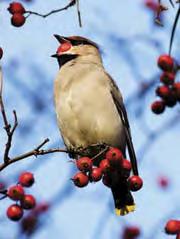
111,184 -> 135,216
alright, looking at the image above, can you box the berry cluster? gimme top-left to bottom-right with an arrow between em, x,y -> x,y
5,172 -> 36,221
165,220 -> 180,238
8,2 -> 26,27
151,54 -> 180,114
71,147 -> 143,193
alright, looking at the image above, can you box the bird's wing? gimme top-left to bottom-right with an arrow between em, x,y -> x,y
107,74 -> 139,176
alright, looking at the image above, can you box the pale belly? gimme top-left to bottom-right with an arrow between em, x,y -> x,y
54,64 -> 126,153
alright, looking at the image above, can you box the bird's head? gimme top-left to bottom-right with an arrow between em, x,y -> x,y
52,35 -> 102,67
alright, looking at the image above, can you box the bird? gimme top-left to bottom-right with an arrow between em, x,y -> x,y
52,35 -> 139,216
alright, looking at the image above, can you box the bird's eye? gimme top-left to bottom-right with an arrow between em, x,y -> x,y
56,42 -> 72,54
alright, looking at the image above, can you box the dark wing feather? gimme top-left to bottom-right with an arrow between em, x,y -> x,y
107,75 -> 139,176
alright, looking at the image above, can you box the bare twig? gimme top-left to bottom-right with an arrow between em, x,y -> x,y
76,0 -> 82,27
25,0 -> 82,27
0,138 -> 69,172
3,110 -> 18,163
92,146 -> 109,161
169,2 -> 180,55
0,68 -> 18,164
0,66 -> 3,97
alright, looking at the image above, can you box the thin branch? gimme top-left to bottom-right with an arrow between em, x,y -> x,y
0,67 -> 18,164
25,0 -> 82,27
0,66 -> 3,97
169,2 -> 180,55
3,110 -> 18,163
76,0 -> 82,27
0,138 -> 69,172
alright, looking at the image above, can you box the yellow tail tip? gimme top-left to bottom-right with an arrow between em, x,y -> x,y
115,204 -> 136,216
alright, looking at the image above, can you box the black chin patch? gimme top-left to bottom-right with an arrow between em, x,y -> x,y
57,54 -> 78,67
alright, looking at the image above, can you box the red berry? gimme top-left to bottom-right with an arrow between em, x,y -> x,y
21,215 -> 37,235
7,204 -> 23,221
72,172 -> 89,187
99,159 -> 110,173
145,0 -> 159,11
158,176 -> 169,189
151,100 -> 165,114
106,147 -> 123,166
102,174 -> 112,187
21,194 -> 36,210
33,202 -> 50,215
0,47 -> 3,60
0,181 -> 6,190
164,92 -> 177,107
177,233 -> 180,239
173,82 -> 180,101
76,157 -> 93,172
90,168 -> 102,182
8,2 -> 25,14
7,185 -> 25,201
128,175 -> 143,191
19,172 -> 34,187
156,85 -> 171,99
158,55 -> 174,71
160,72 -> 175,85
165,220 -> 180,234
123,226 -> 140,239
11,14 -> 26,27
122,159 -> 132,178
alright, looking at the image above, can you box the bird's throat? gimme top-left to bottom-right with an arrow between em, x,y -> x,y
58,54 -> 78,68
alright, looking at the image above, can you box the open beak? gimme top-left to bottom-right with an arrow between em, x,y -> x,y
54,34 -> 69,43
51,53 -> 58,58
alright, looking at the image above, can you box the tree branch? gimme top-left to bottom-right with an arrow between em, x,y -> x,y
25,0 -> 82,27
0,138 -> 69,172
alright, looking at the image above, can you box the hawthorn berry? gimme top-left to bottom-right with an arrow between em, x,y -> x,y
164,92 -> 177,107
7,204 -> 23,221
90,168 -> 102,182
158,55 -> 174,72
160,72 -> 175,85
122,159 -> 132,178
156,85 -> 171,99
8,2 -> 25,14
145,0 -> 159,11
177,233 -> 180,239
7,185 -> 24,201
72,172 -> 89,187
76,157 -> 93,172
33,202 -> 50,215
173,82 -> 180,101
165,220 -> 180,234
21,194 -> 36,210
0,47 -> 3,60
106,147 -> 123,166
128,175 -> 143,191
123,226 -> 140,239
151,100 -> 165,114
99,159 -> 110,173
21,215 -> 37,235
11,14 -> 26,27
158,176 -> 169,189
19,172 -> 34,187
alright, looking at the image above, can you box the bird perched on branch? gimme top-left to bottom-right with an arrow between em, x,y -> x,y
52,35 -> 139,215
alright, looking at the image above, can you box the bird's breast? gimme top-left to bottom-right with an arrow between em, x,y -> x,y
54,63 -> 126,152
